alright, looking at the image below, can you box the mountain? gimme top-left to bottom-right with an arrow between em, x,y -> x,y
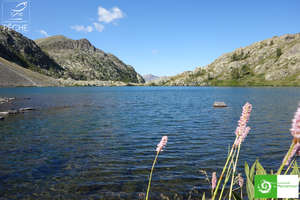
143,74 -> 160,82
35,35 -> 145,83
0,57 -> 59,87
160,33 -> 300,86
0,26 -> 144,85
144,76 -> 171,85
0,26 -> 64,78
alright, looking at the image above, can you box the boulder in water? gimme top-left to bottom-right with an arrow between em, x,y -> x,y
213,102 -> 227,107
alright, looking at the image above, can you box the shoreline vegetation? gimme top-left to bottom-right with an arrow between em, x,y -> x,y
145,103 -> 300,200
144,79 -> 300,87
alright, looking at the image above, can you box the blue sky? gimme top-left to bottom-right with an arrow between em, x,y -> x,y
2,0 -> 300,76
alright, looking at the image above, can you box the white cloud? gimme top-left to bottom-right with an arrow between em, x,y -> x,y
71,25 -> 93,33
93,22 -> 104,32
39,30 -> 49,37
98,6 -> 124,23
70,6 -> 123,34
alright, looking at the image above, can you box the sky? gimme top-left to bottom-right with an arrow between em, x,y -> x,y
1,0 -> 300,76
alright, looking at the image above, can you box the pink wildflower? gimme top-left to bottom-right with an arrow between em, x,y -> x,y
235,102 -> 252,137
282,104 -> 300,165
156,136 -> 168,152
283,142 -> 300,166
290,106 -> 300,139
212,172 -> 217,190
234,126 -> 251,146
234,102 -> 252,147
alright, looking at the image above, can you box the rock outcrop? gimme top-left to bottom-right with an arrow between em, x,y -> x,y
35,35 -> 145,83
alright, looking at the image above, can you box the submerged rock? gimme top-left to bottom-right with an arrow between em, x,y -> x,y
0,97 -> 16,104
0,111 -> 9,116
19,107 -> 35,112
7,110 -> 19,115
0,116 -> 4,120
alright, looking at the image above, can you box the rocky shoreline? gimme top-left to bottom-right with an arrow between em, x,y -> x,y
57,78 -> 142,87
0,97 -> 35,121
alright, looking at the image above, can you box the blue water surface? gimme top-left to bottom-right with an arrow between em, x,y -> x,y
0,86 -> 299,199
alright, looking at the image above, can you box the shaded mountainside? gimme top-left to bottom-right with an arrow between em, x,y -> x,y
0,55 -> 141,87
0,57 -> 59,87
0,26 -> 144,85
0,26 -> 64,78
35,35 -> 144,83
160,33 -> 300,86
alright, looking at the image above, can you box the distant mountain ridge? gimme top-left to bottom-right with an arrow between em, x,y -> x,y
143,74 -> 160,82
159,33 -> 300,86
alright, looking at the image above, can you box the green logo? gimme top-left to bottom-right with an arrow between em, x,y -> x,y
255,175 -> 277,198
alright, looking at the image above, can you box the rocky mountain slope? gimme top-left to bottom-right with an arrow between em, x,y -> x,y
161,33 -> 300,86
0,26 -> 144,85
35,35 -> 144,83
0,57 -> 59,87
0,26 -> 64,78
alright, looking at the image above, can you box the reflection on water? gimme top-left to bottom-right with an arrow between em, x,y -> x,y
0,87 -> 299,199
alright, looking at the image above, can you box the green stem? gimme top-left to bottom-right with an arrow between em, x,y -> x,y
229,143 -> 241,200
212,137 -> 238,200
145,151 -> 159,200
277,142 -> 295,175
240,188 -> 243,200
218,147 -> 237,200
284,158 -> 295,175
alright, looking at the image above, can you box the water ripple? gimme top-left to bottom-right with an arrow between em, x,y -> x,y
0,87 -> 300,199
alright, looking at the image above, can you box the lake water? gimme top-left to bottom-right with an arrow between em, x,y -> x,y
0,87 -> 299,200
